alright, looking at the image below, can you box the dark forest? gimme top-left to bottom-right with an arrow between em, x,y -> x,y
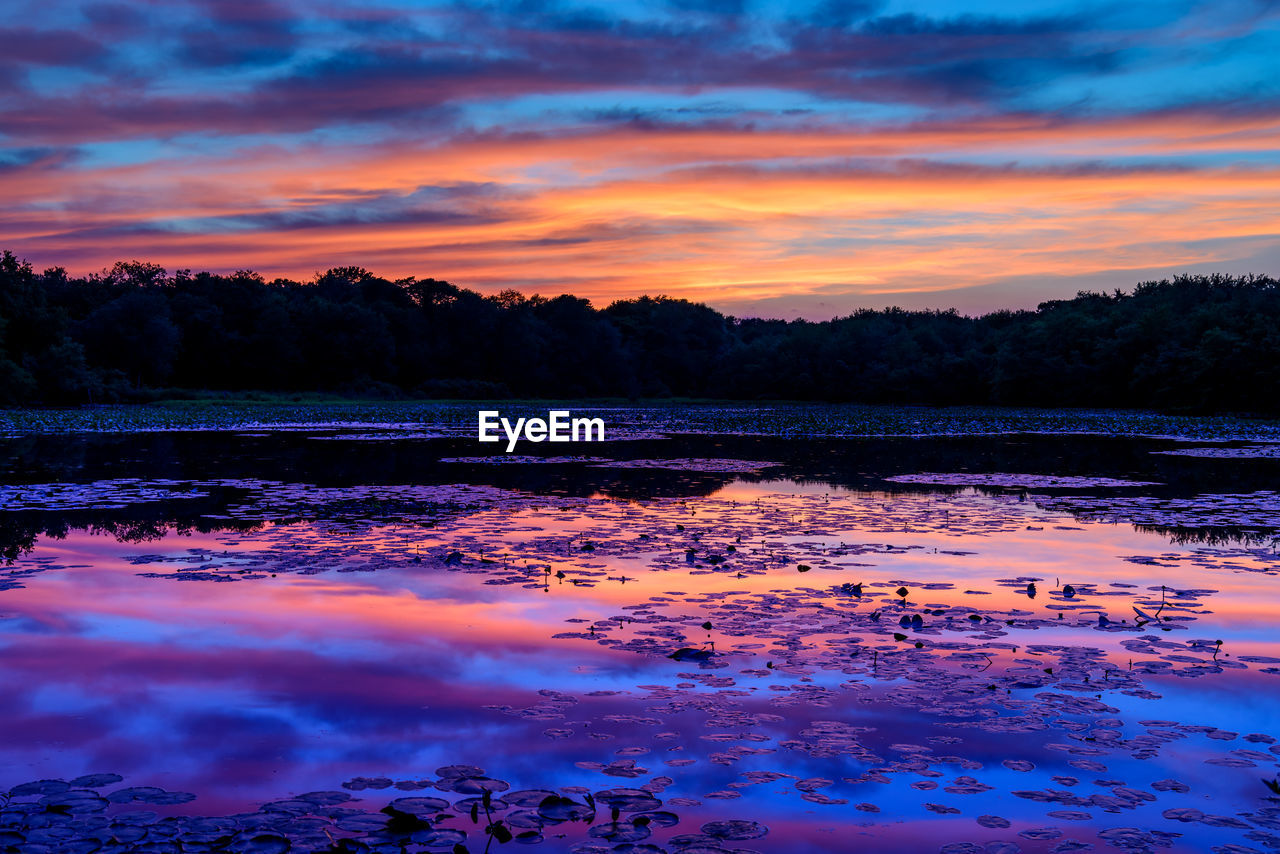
1,251 -> 1275,414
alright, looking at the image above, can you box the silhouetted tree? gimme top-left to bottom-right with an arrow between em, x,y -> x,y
0,250 -> 1274,414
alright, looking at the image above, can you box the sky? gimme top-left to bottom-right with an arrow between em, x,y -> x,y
2,0 -> 1278,318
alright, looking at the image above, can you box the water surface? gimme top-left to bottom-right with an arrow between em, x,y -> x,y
2,409 -> 1279,853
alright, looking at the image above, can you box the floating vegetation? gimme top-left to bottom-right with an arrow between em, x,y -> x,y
0,478 -> 547,523
1038,490 -> 1280,530
3,401 -> 1280,442
590,459 -> 783,473
307,430 -> 446,441
0,479 -> 210,512
411,455 -> 785,474
884,473 -> 1162,489
0,770 -> 768,853
1153,444 -> 1280,459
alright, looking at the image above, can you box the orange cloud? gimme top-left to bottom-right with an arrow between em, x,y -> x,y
9,109 -> 1279,313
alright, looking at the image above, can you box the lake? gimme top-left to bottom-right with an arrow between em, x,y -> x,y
1,403 -> 1279,853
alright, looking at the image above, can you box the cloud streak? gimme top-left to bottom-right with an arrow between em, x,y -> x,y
1,0 -> 1277,315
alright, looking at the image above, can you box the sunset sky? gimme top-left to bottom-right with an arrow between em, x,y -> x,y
3,0 -> 1278,318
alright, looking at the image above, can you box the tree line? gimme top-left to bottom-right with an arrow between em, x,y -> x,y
1,250 -> 1275,413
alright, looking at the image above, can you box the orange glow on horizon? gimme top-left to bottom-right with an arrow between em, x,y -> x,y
9,111 -> 1279,314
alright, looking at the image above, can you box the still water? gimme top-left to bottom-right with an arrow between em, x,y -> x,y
1,415 -> 1278,853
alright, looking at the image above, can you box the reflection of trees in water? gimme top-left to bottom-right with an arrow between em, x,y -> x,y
820,480 -> 1278,548
0,517 -> 41,563
598,472 -> 737,501
85,517 -> 266,545
4,488 -> 1276,565
1136,525 -> 1279,548
0,511 -> 265,564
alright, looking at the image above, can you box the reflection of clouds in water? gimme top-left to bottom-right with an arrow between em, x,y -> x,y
2,480 -> 1280,850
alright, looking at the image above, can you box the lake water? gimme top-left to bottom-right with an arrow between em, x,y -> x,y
1,405 -> 1279,853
